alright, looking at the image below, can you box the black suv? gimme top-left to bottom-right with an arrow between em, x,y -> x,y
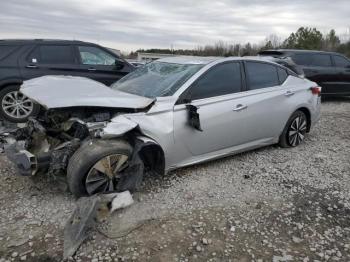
0,39 -> 134,122
258,49 -> 350,97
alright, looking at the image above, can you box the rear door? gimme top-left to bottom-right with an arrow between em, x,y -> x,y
75,45 -> 131,86
19,44 -> 80,80
292,53 -> 336,94
331,54 -> 350,94
238,61 -> 295,141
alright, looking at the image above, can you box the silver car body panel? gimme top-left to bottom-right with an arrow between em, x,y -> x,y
19,57 -> 321,174
100,115 -> 138,138
170,76 -> 320,170
20,75 -> 154,109
119,58 -> 320,172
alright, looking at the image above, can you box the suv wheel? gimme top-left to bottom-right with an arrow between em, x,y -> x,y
0,85 -> 40,123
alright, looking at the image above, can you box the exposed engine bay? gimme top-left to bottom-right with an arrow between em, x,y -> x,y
0,76 -> 167,196
1,107 -> 139,179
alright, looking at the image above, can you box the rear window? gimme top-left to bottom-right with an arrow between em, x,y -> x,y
245,62 -> 279,90
28,45 -> 75,64
311,54 -> 332,66
292,54 -> 312,65
333,55 -> 350,68
292,53 -> 332,67
0,45 -> 17,60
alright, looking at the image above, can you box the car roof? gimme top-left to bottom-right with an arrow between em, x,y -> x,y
158,56 -> 221,64
157,56 -> 286,65
0,39 -> 96,45
260,49 -> 339,55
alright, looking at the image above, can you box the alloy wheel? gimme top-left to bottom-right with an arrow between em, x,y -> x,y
85,154 -> 129,195
1,91 -> 34,119
288,116 -> 307,146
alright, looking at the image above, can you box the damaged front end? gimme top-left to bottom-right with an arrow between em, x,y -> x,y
1,107 -> 138,180
0,76 -> 168,197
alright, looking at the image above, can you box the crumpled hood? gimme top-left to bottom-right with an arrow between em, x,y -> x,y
20,75 -> 154,109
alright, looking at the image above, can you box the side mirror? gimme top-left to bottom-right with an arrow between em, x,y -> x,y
186,104 -> 202,131
114,59 -> 125,70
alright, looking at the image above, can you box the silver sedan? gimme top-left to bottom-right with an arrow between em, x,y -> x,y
4,56 -> 321,197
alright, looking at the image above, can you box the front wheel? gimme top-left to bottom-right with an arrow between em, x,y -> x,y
67,140 -> 143,197
279,110 -> 308,148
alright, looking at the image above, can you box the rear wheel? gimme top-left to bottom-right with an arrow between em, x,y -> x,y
0,85 -> 40,123
67,140 -> 143,197
279,110 -> 308,148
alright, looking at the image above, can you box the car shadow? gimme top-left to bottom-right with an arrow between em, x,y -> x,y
140,143 -> 279,193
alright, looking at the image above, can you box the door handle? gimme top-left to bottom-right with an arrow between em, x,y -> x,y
26,64 -> 38,69
88,68 -> 97,71
285,91 -> 295,97
233,104 -> 247,111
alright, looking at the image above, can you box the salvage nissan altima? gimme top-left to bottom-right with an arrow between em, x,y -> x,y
1,56 -> 321,197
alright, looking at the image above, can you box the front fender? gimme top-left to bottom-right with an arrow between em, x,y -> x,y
100,115 -> 138,139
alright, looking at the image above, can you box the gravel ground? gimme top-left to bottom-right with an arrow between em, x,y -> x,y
0,99 -> 349,262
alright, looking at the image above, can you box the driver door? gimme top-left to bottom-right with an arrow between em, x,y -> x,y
173,61 -> 248,156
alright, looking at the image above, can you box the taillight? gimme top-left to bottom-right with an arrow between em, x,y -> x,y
310,86 -> 321,96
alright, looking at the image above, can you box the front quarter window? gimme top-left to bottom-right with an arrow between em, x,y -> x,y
111,61 -> 203,98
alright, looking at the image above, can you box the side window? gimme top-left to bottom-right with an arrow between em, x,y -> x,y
277,67 -> 288,84
292,54 -> 313,66
310,54 -> 332,67
245,62 -> 279,90
78,46 -> 116,65
333,55 -> 350,68
0,45 -> 17,60
27,45 -> 74,64
190,62 -> 242,100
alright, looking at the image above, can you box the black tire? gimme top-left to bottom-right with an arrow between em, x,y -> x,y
67,139 -> 142,197
279,110 -> 308,148
0,85 -> 40,123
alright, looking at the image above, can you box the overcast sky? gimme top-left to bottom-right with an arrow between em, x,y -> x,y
1,0 -> 349,52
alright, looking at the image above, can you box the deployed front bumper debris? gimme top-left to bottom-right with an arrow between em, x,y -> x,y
64,195 -> 102,259
1,118 -> 78,177
63,191 -> 134,258
5,147 -> 40,176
